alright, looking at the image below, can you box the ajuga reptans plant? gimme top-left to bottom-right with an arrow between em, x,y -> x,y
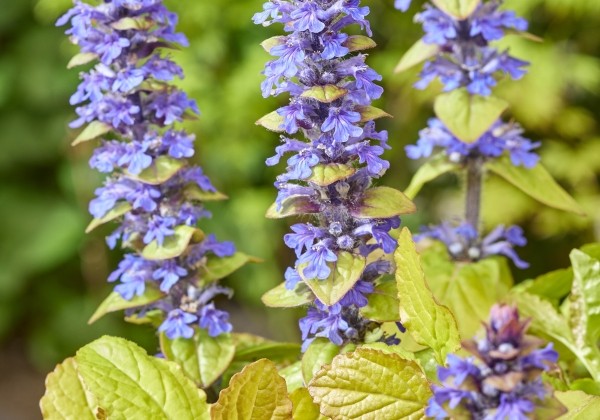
255,0 -> 415,350
58,0 -> 237,340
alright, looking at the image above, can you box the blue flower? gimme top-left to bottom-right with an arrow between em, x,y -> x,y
291,2 -> 326,33
394,0 -> 411,12
152,260 -> 188,292
159,309 -> 198,340
298,242 -> 338,280
321,107 -> 363,142
199,303 -> 233,337
284,223 -> 324,257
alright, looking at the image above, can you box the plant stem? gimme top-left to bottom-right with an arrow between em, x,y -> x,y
465,157 -> 483,237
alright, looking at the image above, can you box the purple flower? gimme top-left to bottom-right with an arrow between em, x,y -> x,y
159,309 -> 198,339
152,260 -> 188,292
321,107 -> 363,142
199,303 -> 233,337
298,242 -> 338,280
394,0 -> 411,12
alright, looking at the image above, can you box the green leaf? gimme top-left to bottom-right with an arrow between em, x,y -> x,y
184,184 -> 228,201
300,85 -> 348,103
233,342 -> 301,364
404,154 -> 457,199
517,268 -> 573,306
128,155 -> 186,185
290,388 -> 322,420
198,252 -> 255,283
568,250 -> 600,356
211,359 -> 293,420
307,163 -> 356,187
67,52 -> 97,69
141,225 -> 203,261
266,196 -> 319,219
360,278 -> 400,322
350,186 -> 416,219
570,379 -> 600,396
487,156 -> 585,215
301,251 -> 367,306
394,38 -> 440,73
302,338 -> 340,384
555,390 -> 600,419
434,89 -> 508,143
85,201 -> 132,233
422,243 -> 512,338
431,0 -> 481,19
160,330 -> 235,388
344,35 -> 377,52
279,362 -> 304,393
75,336 -> 210,420
88,285 -> 163,324
71,121 -> 112,146
256,110 -> 285,132
262,281 -> 313,308
308,348 -> 431,419
395,228 -> 461,364
260,36 -> 286,52
111,16 -> 152,30
40,358 -> 96,420
356,105 -> 392,123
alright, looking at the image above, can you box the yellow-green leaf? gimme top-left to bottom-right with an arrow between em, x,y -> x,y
279,362 -> 304,393
395,228 -> 460,364
344,35 -> 377,52
234,342 -> 301,364
72,121 -> 112,146
308,348 -> 431,420
88,285 -> 163,324
487,156 -> 586,215
261,36 -> 287,52
290,388 -> 322,420
555,390 -> 599,419
85,201 -> 132,233
351,186 -> 416,219
360,278 -> 400,322
394,38 -> 440,73
266,196 -> 319,219
256,110 -> 285,132
300,85 -> 348,103
301,251 -> 367,306
569,249 -> 600,344
67,52 -> 97,69
356,105 -> 392,123
40,358 -> 96,420
307,163 -> 356,186
211,359 -> 293,420
184,184 -> 228,201
75,336 -> 210,420
431,0 -> 481,19
434,89 -> 508,143
261,281 -> 313,308
198,252 -> 256,283
160,330 -> 235,388
141,225 -> 203,261
404,154 -> 457,199
111,16 -> 152,30
302,338 -> 340,384
128,155 -> 185,185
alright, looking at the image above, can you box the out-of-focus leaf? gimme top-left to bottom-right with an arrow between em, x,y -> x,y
290,388 -> 322,420
487,156 -> 585,215
308,348 -> 431,420
301,252 -> 367,306
432,0 -> 481,19
350,186 -> 416,219
40,358 -> 96,420
76,336 -> 210,419
211,359 -> 293,420
395,38 -> 440,73
434,89 -> 508,143
233,342 -> 301,364
279,362 -> 304,393
404,154 -> 458,199
395,228 -> 460,364
555,390 -> 600,419
160,330 -> 235,388
88,285 -> 163,324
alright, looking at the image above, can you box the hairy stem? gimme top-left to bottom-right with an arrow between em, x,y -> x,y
465,158 -> 483,237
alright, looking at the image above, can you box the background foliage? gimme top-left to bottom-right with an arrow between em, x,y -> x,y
1,0 -> 599,416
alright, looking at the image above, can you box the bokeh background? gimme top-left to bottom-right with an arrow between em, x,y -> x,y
1,0 -> 599,417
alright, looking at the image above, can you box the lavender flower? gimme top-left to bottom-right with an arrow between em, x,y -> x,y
255,0 -> 413,349
427,304 -> 561,419
406,118 -> 540,168
59,0 -> 236,339
412,1 -> 529,95
416,222 -> 529,268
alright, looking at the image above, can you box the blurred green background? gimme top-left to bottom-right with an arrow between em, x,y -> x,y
0,0 -> 598,417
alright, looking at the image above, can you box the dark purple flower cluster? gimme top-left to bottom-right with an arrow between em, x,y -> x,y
406,118 -> 540,168
416,222 -> 529,268
414,0 -> 529,96
58,0 -> 234,340
255,0 -> 412,349
427,304 -> 559,419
